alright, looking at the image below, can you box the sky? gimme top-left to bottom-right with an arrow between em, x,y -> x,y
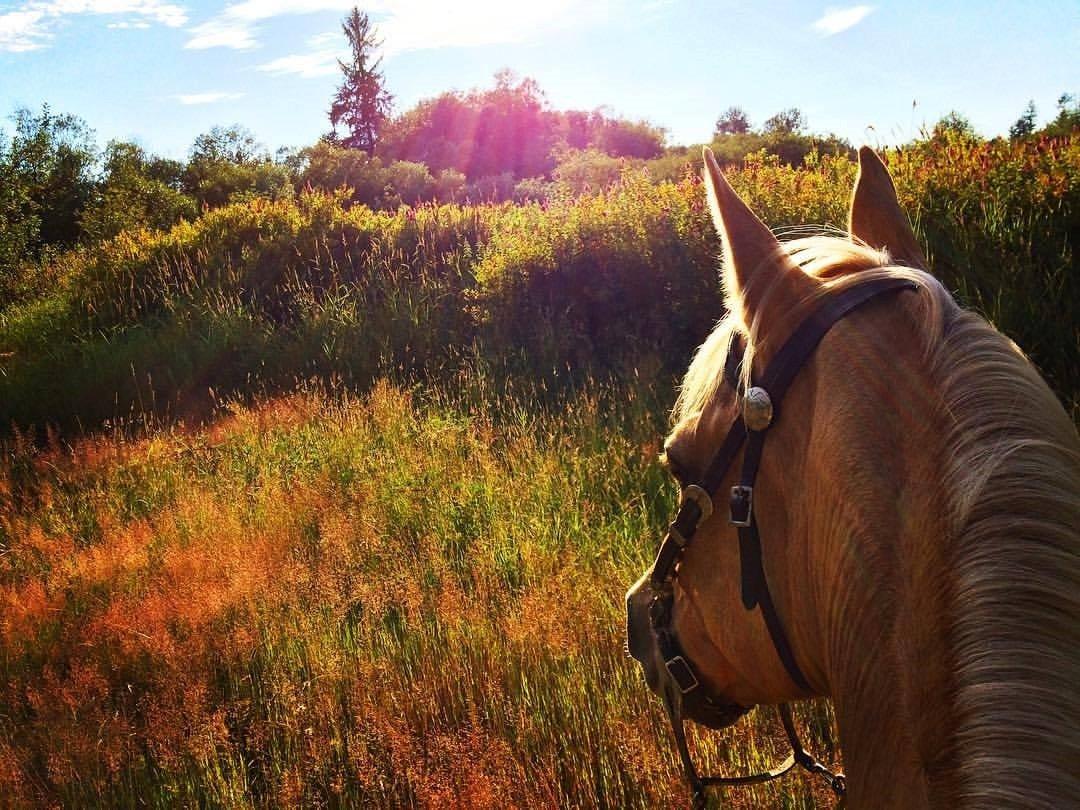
0,0 -> 1077,160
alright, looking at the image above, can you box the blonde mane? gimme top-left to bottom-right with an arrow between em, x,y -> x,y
674,232 -> 1080,805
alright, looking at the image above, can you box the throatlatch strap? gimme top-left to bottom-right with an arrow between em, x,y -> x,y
743,516 -> 812,693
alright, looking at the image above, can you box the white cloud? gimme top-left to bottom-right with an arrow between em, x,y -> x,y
0,0 -> 186,52
0,10 -> 48,52
255,30 -> 343,77
185,18 -> 256,49
190,0 -> 612,54
186,0 -> 354,49
175,91 -> 245,104
811,5 -> 874,36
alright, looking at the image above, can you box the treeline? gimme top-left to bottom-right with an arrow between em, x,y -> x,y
2,78 -> 1078,311
0,72 -> 858,294
0,131 -> 1077,434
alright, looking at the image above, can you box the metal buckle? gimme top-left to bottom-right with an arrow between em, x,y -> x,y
667,525 -> 689,548
664,655 -> 700,693
680,484 -> 713,522
729,485 -> 753,527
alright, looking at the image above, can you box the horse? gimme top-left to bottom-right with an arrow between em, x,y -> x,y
626,146 -> 1080,808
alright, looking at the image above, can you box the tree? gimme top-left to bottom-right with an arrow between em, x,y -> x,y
932,110 -> 977,141
1042,93 -> 1080,137
329,8 -> 393,153
0,106 -> 97,264
1009,100 -> 1038,139
763,108 -> 806,135
296,139 -> 388,207
591,115 -> 665,159
80,141 -> 195,243
183,126 -> 291,209
189,125 -> 261,165
715,106 -> 751,136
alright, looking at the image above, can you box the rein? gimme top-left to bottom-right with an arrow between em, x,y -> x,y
648,277 -> 915,808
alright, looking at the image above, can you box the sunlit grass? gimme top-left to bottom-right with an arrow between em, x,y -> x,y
0,377 -> 840,808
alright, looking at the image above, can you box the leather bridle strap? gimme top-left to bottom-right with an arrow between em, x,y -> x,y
663,691 -> 845,810
649,277 -> 916,644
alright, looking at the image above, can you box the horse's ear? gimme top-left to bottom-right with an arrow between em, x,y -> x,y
703,148 -> 810,329
849,146 -> 927,269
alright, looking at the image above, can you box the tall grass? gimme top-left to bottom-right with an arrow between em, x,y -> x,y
1,376 -> 839,808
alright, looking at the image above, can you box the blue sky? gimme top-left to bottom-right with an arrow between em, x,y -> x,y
1,0 -> 1077,160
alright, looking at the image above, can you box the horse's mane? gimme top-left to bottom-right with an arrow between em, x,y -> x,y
675,234 -> 1080,805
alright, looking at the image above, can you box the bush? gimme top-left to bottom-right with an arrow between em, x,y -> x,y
383,161 -> 436,206
434,168 -> 467,203
551,149 -> 629,195
296,140 -> 388,207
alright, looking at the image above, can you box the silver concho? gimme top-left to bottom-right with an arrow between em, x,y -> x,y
743,386 -> 773,431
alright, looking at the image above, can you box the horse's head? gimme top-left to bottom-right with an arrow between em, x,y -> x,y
626,145 -> 932,728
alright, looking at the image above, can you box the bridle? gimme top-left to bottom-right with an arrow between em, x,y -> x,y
647,276 -> 915,808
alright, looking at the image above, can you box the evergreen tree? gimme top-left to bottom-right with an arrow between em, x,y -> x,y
1043,93 -> 1080,137
329,8 -> 392,153
1009,100 -> 1037,140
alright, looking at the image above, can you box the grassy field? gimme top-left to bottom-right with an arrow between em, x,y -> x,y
1,135 -> 1078,807
1,376 -> 843,808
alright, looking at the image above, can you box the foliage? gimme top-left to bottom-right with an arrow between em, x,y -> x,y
379,72 -> 666,180
706,106 -> 852,167
80,141 -> 196,243
182,126 -> 293,210
931,110 -> 978,142
550,148 -> 629,194
1042,93 -> 1080,138
434,168 -> 468,203
329,7 -> 393,153
762,107 -> 806,135
715,106 -> 751,136
295,139 -> 388,207
589,114 -> 665,159
383,160 -> 436,206
0,133 -> 1075,432
708,131 -> 853,168
466,172 -> 517,203
0,106 -> 97,286
1009,100 -> 1038,140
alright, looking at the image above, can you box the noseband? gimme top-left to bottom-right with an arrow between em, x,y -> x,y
648,277 -> 914,808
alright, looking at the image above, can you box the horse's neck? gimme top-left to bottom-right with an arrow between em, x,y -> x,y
810,437 -> 960,807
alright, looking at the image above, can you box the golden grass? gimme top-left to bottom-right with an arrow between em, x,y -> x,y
0,379 -> 840,808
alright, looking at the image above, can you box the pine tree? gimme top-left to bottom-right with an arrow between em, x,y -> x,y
329,8 -> 392,153
1009,100 -> 1037,140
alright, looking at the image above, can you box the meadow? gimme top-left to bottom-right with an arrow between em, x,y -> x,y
1,133 -> 1078,807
